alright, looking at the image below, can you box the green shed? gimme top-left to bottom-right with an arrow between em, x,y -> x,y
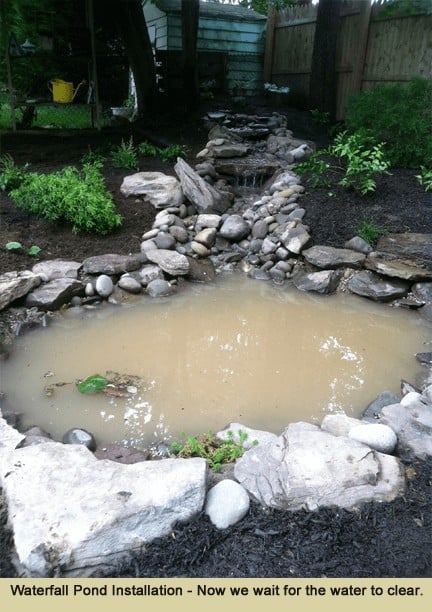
143,0 -> 267,95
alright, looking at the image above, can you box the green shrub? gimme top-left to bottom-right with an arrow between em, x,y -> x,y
159,144 -> 188,162
138,141 -> 159,157
10,163 -> 122,235
329,130 -> 391,195
296,129 -> 390,195
110,137 -> 139,170
345,77 -> 432,168
0,154 -> 29,192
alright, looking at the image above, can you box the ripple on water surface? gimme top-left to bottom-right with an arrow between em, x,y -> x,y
2,275 -> 430,449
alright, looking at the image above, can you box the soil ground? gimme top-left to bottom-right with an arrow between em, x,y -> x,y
0,98 -> 431,578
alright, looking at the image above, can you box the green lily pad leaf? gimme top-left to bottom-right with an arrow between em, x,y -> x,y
28,245 -> 41,256
77,374 -> 109,394
5,241 -> 23,251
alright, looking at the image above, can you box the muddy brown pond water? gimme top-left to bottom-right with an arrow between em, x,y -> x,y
2,275 -> 430,450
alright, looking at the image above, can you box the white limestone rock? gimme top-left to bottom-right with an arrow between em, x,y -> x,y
1,442 -> 207,576
234,422 -> 405,511
205,480 -> 250,529
120,172 -> 184,209
348,423 -> 397,454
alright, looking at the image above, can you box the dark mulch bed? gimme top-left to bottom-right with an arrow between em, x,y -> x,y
0,101 -> 431,578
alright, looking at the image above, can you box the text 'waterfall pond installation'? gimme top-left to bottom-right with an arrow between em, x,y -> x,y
2,274 -> 429,450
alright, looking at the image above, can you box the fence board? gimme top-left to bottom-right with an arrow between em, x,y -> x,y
268,1 -> 432,120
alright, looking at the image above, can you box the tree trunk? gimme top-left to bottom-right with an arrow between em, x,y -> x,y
308,0 -> 340,119
102,0 -> 157,117
181,0 -> 200,110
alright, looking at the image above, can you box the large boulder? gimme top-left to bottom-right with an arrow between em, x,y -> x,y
234,422 -> 404,511
81,254 -> 143,275
120,172 -> 184,209
175,158 -> 232,214
303,246 -> 366,269
1,442 -> 207,576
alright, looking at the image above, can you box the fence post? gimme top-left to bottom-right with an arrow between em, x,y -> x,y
263,5 -> 276,83
351,0 -> 372,95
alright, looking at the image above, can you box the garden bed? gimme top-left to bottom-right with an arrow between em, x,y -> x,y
0,101 -> 431,578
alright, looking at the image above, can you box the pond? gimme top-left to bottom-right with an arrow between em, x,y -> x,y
1,274 -> 429,450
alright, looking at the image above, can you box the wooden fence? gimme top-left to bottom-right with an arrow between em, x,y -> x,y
264,0 -> 432,119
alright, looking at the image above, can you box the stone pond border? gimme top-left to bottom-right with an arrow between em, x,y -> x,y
0,110 -> 431,576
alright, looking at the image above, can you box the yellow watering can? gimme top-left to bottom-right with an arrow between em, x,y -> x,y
48,79 -> 86,103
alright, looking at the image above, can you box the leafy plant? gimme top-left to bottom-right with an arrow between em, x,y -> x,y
5,241 -> 41,256
296,130 -> 391,195
77,374 -> 109,394
110,137 -> 139,170
329,130 -> 391,195
345,77 -> 432,168
158,144 -> 188,162
0,154 -> 29,192
9,163 -> 122,235
138,141 -> 159,157
356,219 -> 388,245
80,147 -> 107,166
416,167 -> 432,192
170,429 -> 258,472
295,154 -> 333,188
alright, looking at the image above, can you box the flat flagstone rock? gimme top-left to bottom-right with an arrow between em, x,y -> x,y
26,278 -> 84,310
120,172 -> 184,208
32,259 -> 82,281
0,270 -> 41,311
376,233 -> 432,267
347,270 -> 409,301
1,442 -> 207,576
365,251 -> 432,282
81,254 -> 142,275
234,421 -> 404,511
303,245 -> 365,269
146,249 -> 190,276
